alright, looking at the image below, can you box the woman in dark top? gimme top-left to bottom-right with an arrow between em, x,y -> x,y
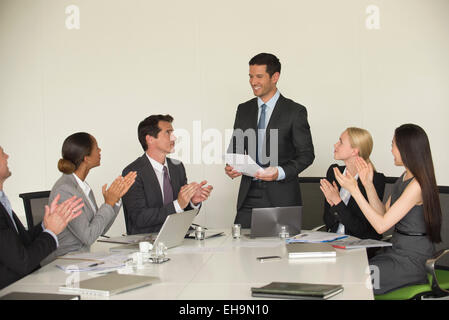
334,124 -> 442,294
321,127 -> 385,240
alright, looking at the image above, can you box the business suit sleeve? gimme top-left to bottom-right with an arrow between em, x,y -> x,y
330,172 -> 385,239
281,107 -> 315,180
51,184 -> 118,246
323,165 -> 340,232
101,203 -> 121,236
0,211 -> 56,280
227,104 -> 244,154
122,167 -> 177,231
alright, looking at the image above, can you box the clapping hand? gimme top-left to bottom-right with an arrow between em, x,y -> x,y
355,157 -> 373,186
333,167 -> 359,195
102,171 -> 137,206
319,179 -> 341,206
43,194 -> 84,235
177,183 -> 200,209
191,180 -> 213,205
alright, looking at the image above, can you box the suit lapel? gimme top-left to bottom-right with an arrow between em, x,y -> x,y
248,99 -> 258,130
266,94 -> 284,131
66,174 -> 95,219
0,202 -> 19,233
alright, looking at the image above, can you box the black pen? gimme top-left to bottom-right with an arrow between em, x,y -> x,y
88,262 -> 105,268
192,223 -> 208,230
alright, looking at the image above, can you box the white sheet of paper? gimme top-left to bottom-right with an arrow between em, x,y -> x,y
224,153 -> 263,177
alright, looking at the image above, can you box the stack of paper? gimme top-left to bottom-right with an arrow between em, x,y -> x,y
286,231 -> 348,244
97,233 -> 153,244
224,153 -> 262,177
286,243 -> 336,259
56,252 -> 130,272
331,238 -> 393,249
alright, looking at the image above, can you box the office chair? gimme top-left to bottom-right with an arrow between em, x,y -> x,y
375,185 -> 449,300
298,177 -> 326,231
18,191 -> 51,230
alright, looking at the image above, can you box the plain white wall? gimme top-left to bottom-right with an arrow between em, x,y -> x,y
1,0 -> 448,236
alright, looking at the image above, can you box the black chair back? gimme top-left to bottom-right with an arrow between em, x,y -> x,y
18,191 -> 50,230
298,177 -> 325,230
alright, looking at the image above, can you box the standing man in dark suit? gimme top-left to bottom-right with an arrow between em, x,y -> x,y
122,115 -> 213,235
225,53 -> 315,228
0,146 -> 84,289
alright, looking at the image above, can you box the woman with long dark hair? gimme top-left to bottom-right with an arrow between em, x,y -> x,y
334,124 -> 442,294
42,132 -> 136,263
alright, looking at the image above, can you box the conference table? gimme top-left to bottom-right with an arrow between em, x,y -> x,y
0,229 -> 374,300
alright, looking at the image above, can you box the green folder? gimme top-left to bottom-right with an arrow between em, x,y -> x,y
251,282 -> 344,299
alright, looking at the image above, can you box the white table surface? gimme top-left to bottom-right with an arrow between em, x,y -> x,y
0,230 -> 374,300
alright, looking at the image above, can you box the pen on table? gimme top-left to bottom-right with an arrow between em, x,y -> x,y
88,261 -> 105,268
192,223 -> 208,230
100,235 -> 110,239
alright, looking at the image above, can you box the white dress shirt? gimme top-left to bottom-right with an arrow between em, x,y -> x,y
145,154 -> 200,213
72,174 -> 121,211
336,168 -> 359,235
256,90 -> 286,180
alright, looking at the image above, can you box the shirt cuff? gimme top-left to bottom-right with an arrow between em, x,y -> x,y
173,200 -> 184,213
41,222 -> 59,247
276,166 -> 286,181
115,199 -> 122,208
190,201 -> 201,210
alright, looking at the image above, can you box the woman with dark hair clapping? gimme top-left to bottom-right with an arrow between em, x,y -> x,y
334,124 -> 442,294
43,132 -> 136,263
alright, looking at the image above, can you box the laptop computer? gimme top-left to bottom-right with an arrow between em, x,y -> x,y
110,209 -> 198,252
250,206 -> 302,238
59,273 -> 158,297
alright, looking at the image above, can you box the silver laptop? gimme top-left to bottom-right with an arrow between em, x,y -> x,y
250,206 -> 302,238
111,209 -> 198,252
152,209 -> 198,249
59,273 -> 158,297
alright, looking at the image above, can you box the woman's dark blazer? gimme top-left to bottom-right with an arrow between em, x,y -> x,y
323,164 -> 385,240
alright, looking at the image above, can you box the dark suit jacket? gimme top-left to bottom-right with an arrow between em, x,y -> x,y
0,203 -> 56,290
228,94 -> 315,210
122,154 -> 192,234
323,164 -> 385,240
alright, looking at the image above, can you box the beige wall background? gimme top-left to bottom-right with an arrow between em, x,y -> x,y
1,0 -> 448,236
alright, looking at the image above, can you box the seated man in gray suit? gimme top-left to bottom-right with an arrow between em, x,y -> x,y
122,115 -> 213,235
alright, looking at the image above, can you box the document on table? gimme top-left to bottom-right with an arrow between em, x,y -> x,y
56,252 -> 130,272
97,233 -> 153,244
286,231 -> 348,244
224,153 -> 263,177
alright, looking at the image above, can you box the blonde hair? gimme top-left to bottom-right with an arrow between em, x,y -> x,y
346,127 -> 375,169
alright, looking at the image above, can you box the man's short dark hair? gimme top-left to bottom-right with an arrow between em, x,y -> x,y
138,114 -> 174,151
249,53 -> 281,77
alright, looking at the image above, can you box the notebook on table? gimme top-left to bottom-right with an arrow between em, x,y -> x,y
59,272 -> 158,297
0,292 -> 80,300
251,282 -> 344,299
286,242 -> 336,258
